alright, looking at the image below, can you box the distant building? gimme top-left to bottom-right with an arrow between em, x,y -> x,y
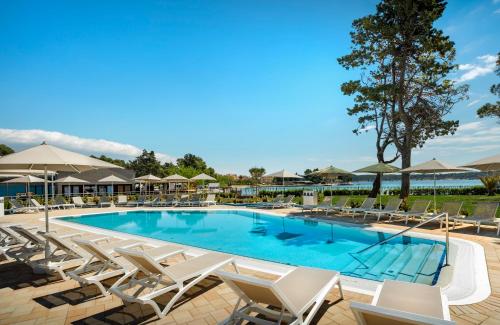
56,168 -> 135,195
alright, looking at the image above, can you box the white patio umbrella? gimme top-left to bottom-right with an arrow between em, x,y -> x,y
98,174 -> 128,198
55,176 -> 89,197
0,142 -> 121,236
162,174 -> 188,193
353,163 -> 400,210
134,174 -> 161,195
263,169 -> 303,195
190,173 -> 216,193
461,153 -> 500,172
401,158 -> 471,212
3,175 -> 46,207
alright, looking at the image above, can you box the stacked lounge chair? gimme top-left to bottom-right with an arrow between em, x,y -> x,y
350,280 -> 455,324
303,196 -> 332,213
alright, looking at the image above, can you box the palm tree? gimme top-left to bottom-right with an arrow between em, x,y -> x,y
480,176 -> 500,196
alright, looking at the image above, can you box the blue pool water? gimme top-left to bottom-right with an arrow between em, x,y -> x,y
60,210 -> 446,284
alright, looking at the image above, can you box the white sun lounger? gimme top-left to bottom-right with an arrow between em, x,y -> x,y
389,199 -> 431,224
68,238 -> 186,296
30,198 -> 60,211
350,280 -> 454,325
217,266 -> 343,325
33,231 -> 110,279
54,196 -> 76,209
452,202 -> 499,235
363,197 -> 402,221
342,197 -> 377,218
109,249 -> 235,319
323,196 -> 349,215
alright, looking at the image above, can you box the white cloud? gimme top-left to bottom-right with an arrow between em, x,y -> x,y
359,125 -> 376,132
466,99 -> 481,107
494,8 -> 500,14
0,128 -> 176,163
456,54 -> 497,82
422,121 -> 500,153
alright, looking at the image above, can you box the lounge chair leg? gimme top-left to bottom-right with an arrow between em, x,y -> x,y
337,280 -> 344,299
477,222 -> 481,234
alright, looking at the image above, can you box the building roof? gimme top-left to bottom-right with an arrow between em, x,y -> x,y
56,168 -> 135,184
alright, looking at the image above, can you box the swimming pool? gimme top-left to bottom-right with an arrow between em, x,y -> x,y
60,209 -> 446,285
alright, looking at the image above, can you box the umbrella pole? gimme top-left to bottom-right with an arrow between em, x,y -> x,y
44,165 -> 50,258
433,171 -> 437,213
379,173 -> 383,210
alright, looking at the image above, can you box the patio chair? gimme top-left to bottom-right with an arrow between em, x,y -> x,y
30,198 -> 60,211
55,196 -> 75,209
303,196 -> 332,213
217,266 -> 343,325
32,231 -> 109,279
0,224 -> 38,259
6,199 -> 30,214
324,196 -> 350,215
157,194 -> 178,207
98,196 -> 112,208
144,195 -> 160,207
343,197 -> 377,218
389,199 -> 432,224
350,280 -> 454,325
68,238 -> 185,296
187,194 -> 202,206
272,195 -> 295,209
363,197 -> 402,222
6,226 -> 48,263
255,194 -> 284,208
453,202 -> 500,235
417,201 -> 464,229
177,195 -> 190,206
109,248 -> 235,318
199,193 -> 217,206
115,195 -> 128,206
126,195 -> 145,207
72,196 -> 96,208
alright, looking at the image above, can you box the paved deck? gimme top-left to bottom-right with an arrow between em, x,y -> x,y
0,205 -> 499,325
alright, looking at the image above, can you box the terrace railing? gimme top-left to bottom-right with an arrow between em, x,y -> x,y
350,212 -> 450,267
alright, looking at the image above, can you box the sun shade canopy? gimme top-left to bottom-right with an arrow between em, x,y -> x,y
98,175 -> 128,183
263,169 -> 303,179
134,174 -> 161,182
310,166 -> 352,176
190,173 -> 216,181
3,175 -> 46,183
0,142 -> 121,172
353,163 -> 400,174
461,153 -> 500,172
162,174 -> 189,182
55,176 -> 89,184
401,159 -> 472,173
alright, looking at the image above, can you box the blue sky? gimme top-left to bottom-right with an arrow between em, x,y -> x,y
1,0 -> 499,174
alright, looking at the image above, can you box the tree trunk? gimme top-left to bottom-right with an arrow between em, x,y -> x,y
400,147 -> 412,199
369,173 -> 381,198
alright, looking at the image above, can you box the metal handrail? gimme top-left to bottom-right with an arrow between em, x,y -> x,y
352,212 -> 450,267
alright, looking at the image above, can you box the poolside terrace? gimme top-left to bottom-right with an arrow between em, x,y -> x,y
1,205 -> 499,325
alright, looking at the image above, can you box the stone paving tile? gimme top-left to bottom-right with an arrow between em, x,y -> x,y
0,206 -> 499,324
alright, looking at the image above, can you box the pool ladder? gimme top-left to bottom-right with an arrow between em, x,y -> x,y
350,212 -> 450,268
